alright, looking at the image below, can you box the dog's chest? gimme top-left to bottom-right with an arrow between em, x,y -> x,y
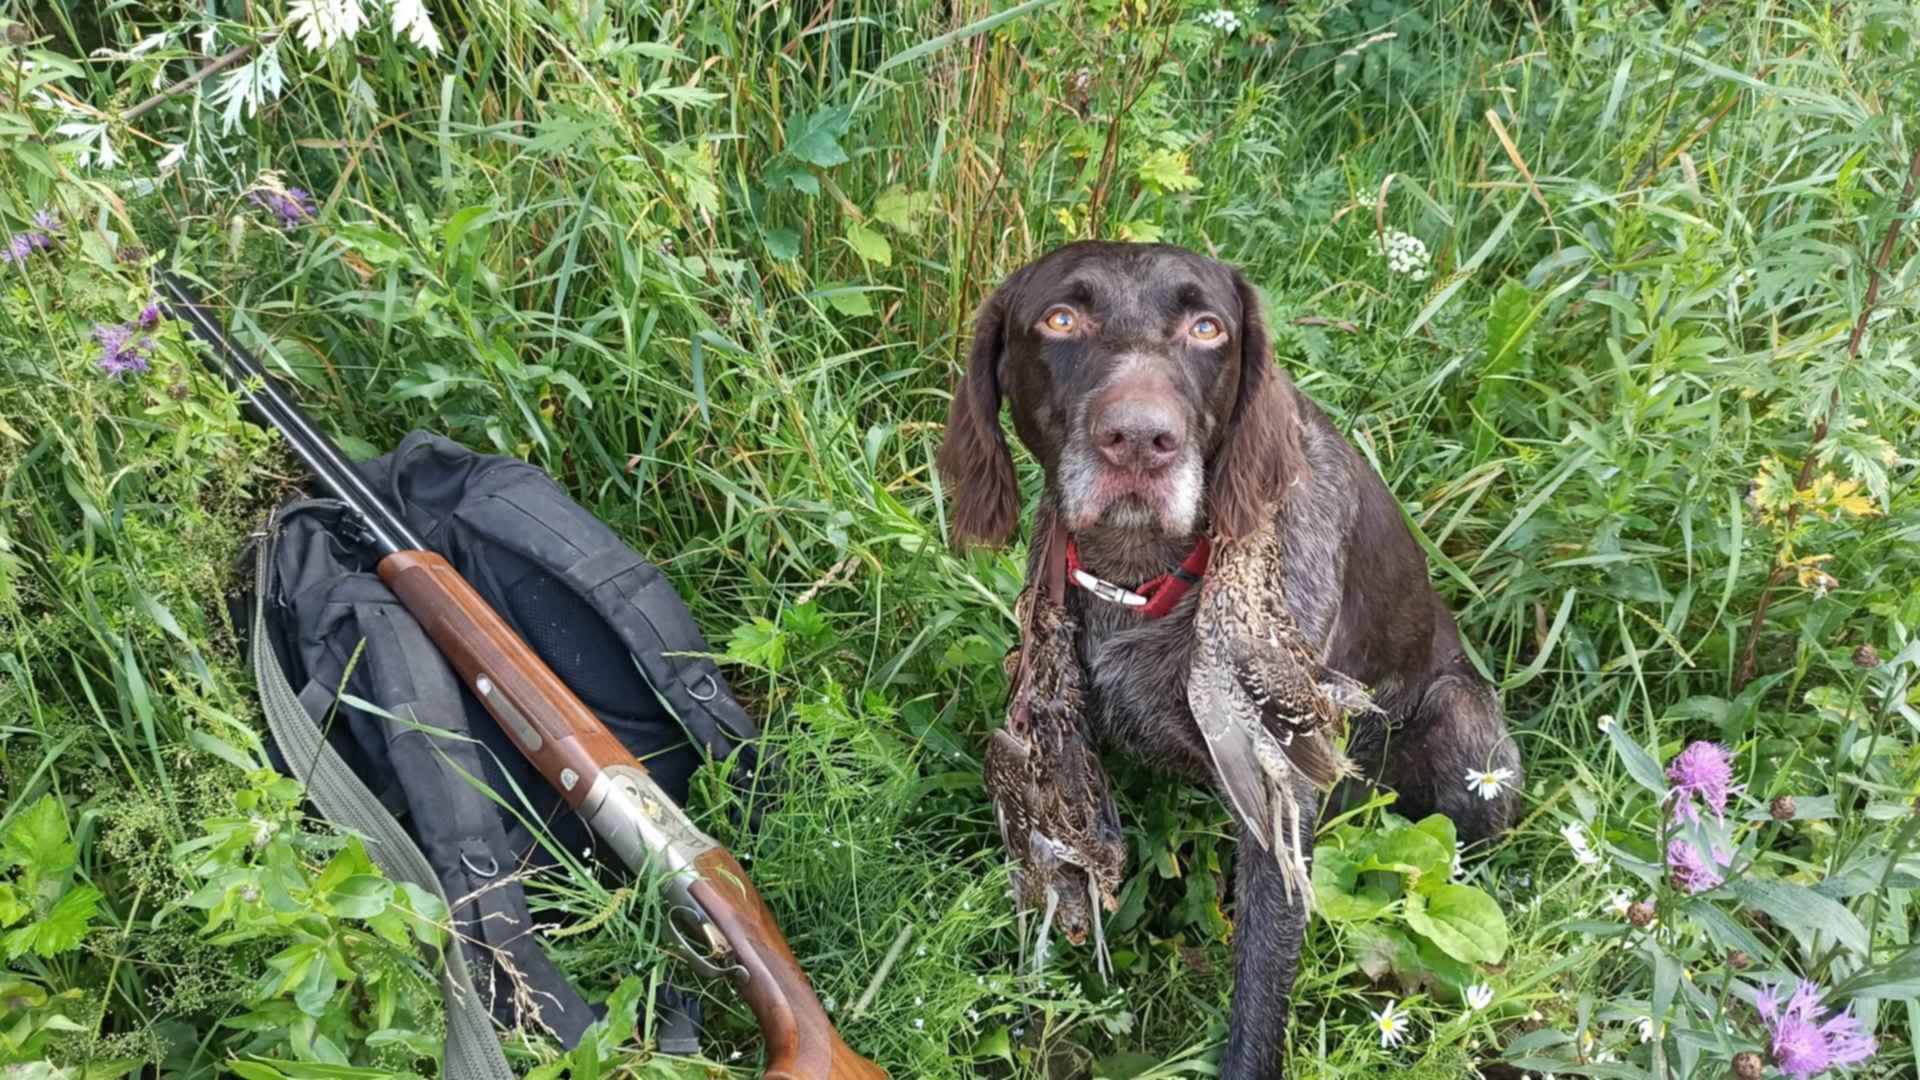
1073,596 -> 1213,778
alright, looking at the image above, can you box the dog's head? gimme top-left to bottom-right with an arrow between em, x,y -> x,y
936,242 -> 1309,546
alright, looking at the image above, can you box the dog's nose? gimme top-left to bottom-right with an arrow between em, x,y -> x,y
1093,398 -> 1183,472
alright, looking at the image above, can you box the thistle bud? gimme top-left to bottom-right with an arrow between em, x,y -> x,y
1770,795 -> 1797,822
1727,950 -> 1751,971
1731,1050 -> 1764,1079
1852,643 -> 1881,668
1627,901 -> 1657,928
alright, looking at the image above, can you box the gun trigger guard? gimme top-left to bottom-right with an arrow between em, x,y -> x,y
666,898 -> 748,986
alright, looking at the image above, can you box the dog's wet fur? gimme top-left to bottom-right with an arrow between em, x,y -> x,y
938,242 -> 1521,1078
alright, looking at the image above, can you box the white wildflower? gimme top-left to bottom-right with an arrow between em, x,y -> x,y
1607,888 -> 1633,917
1197,8 -> 1241,34
289,0 -> 368,51
912,1018 -> 924,1030
1371,228 -> 1431,281
390,0 -> 443,55
1370,999 -> 1410,1048
1451,840 -> 1468,882
1561,821 -> 1602,867
1464,983 -> 1494,1011
1465,767 -> 1514,801
1597,714 -> 1616,733
1636,1017 -> 1656,1043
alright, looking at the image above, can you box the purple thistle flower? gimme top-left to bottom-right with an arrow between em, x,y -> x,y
1666,837 -> 1724,894
248,187 -> 317,229
137,302 -> 163,330
0,234 -> 32,264
94,322 -> 151,378
33,209 -> 61,232
1757,981 -> 1877,1078
1667,740 -> 1738,824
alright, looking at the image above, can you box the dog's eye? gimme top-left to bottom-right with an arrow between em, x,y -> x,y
1040,306 -> 1078,335
1188,315 -> 1226,343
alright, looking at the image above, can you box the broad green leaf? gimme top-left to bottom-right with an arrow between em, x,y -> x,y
1364,821 -> 1452,887
1312,849 -> 1391,922
1724,878 -> 1869,957
872,185 -> 934,232
763,228 -> 800,260
845,221 -> 892,267
784,105 -> 851,168
327,875 -> 394,919
1405,884 -> 1509,964
4,885 -> 102,960
3,794 -> 75,877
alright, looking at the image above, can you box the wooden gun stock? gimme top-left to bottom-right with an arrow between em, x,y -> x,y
691,850 -> 887,1080
379,550 -> 885,1079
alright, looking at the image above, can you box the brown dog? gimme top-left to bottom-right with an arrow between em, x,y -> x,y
937,242 -> 1519,1077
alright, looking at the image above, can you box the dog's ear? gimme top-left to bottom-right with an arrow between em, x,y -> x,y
1207,271 -> 1311,539
935,274 -> 1023,547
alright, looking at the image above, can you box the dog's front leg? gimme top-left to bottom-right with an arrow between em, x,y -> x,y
1219,791 -> 1314,1080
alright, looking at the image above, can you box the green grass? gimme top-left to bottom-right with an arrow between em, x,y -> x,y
4,0 -> 1919,1077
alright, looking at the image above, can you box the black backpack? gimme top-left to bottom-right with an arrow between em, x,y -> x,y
233,431 -> 759,1073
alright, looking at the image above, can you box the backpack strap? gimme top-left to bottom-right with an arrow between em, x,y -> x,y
349,600 -> 597,1046
249,520 -> 516,1080
562,549 -> 760,767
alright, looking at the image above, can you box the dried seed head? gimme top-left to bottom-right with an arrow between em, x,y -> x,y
1731,1050 -> 1764,1079
1852,643 -> 1881,668
1770,795 -> 1797,822
1627,901 -> 1657,928
1727,950 -> 1751,971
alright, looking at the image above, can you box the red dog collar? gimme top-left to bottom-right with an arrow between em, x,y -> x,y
1064,533 -> 1212,618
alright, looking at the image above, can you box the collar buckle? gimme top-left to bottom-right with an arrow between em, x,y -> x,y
1071,569 -> 1150,608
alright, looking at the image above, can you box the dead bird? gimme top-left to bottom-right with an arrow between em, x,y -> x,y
982,517 -> 1127,973
1188,514 -> 1370,905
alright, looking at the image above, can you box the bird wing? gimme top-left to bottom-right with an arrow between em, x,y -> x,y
1188,631 -> 1280,852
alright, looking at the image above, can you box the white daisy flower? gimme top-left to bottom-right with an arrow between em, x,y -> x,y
1561,821 -> 1602,867
1464,983 -> 1494,1011
1370,999 -> 1410,1048
1465,767 -> 1515,801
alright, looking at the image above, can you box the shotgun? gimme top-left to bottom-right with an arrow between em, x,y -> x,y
158,272 -> 885,1080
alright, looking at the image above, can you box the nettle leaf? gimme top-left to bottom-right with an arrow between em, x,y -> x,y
1405,884 -> 1509,964
3,794 -> 76,877
845,221 -> 892,267
3,884 -> 102,960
